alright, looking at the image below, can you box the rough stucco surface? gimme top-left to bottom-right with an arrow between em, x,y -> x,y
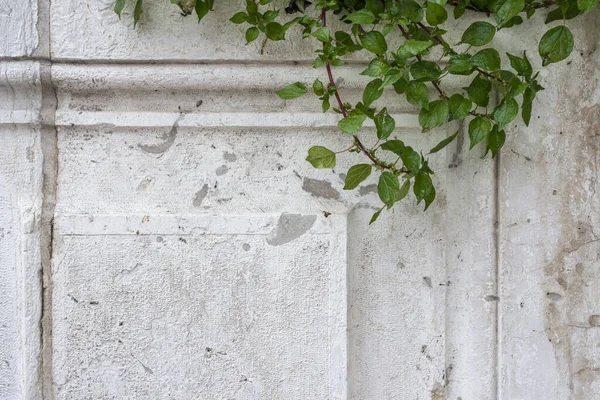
1,1 -> 599,399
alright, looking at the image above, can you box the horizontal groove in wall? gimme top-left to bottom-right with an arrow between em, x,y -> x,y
55,213 -> 342,236
54,111 -> 420,129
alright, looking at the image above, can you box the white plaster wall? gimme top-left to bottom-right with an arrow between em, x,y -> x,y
0,0 -> 599,399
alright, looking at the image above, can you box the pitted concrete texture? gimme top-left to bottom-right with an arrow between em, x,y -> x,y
1,1 -> 599,399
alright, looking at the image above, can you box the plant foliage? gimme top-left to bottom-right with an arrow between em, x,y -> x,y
115,0 -> 594,223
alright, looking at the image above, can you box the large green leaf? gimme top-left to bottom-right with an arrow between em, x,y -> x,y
539,26 -> 574,66
306,146 -> 336,168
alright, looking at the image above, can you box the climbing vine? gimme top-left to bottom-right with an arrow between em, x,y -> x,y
114,0 -> 595,223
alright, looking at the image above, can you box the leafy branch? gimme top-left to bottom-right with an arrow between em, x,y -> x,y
113,0 -> 593,223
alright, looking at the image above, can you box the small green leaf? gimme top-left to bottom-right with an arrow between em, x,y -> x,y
133,0 -> 143,27
461,21 -> 496,46
578,0 -> 598,13
507,52 -> 533,77
491,0 -> 524,25
245,27 -> 260,43
429,130 -> 460,154
378,171 -> 401,207
410,60 -> 442,82
338,114 -> 367,134
426,2 -> 448,25
380,140 -> 406,155
419,100 -> 449,130
488,125 -> 506,157
448,94 -> 472,120
522,87 -> 535,126
369,207 -> 384,224
381,69 -> 403,88
265,22 -> 286,41
398,0 -> 425,22
313,79 -> 324,96
539,26 -> 574,66
275,82 -> 308,100
344,164 -> 372,190
306,146 -> 336,168
471,48 -> 501,72
230,12 -> 248,24
311,27 -> 330,42
466,75 -> 492,107
363,79 -> 384,106
414,171 -> 436,210
447,54 -> 474,75
468,116 -> 492,149
375,108 -> 396,139
492,98 -> 519,129
114,0 -> 125,18
406,81 -> 429,108
361,59 -> 390,77
195,0 -> 210,22
345,9 -> 376,24
360,31 -> 388,54
401,39 -> 433,55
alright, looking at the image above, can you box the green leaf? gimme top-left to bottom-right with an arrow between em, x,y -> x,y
447,54 -> 474,75
345,9 -> 376,24
398,0 -> 425,22
311,27 -> 330,42
426,2 -> 448,25
378,172 -> 401,207
265,22 -> 286,41
492,98 -> 519,129
410,61 -> 442,82
361,59 -> 390,77
429,130 -> 460,154
539,26 -> 574,66
466,75 -> 492,107
381,69 -> 403,88
360,31 -> 388,54
195,0 -> 210,22
313,79 -> 324,96
275,82 -> 308,99
461,22 -> 496,46
400,146 -> 421,171
491,0 -> 524,25
471,48 -> 501,72
468,116 -> 492,149
245,27 -> 260,43
363,79 -> 384,106
406,81 -> 430,108
344,164 -> 372,190
306,146 -> 336,168
380,140 -> 406,155
398,179 -> 411,202
375,108 -> 396,139
448,94 -> 472,120
338,114 -> 367,134
401,39 -> 433,55
114,0 -> 125,17
369,207 -> 384,224
419,100 -> 449,130
133,0 -> 143,27
414,171 -> 436,210
230,12 -> 248,24
578,0 -> 598,13
507,52 -> 533,77
488,125 -> 506,157
522,87 -> 535,126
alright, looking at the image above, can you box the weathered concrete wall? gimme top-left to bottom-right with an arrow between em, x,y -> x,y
0,0 -> 598,399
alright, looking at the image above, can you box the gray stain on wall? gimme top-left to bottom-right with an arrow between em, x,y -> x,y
266,214 -> 317,246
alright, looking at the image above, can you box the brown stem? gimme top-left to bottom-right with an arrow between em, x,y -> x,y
321,9 -> 400,172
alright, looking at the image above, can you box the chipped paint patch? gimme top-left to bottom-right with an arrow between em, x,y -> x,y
302,178 -> 340,200
266,214 -> 316,246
